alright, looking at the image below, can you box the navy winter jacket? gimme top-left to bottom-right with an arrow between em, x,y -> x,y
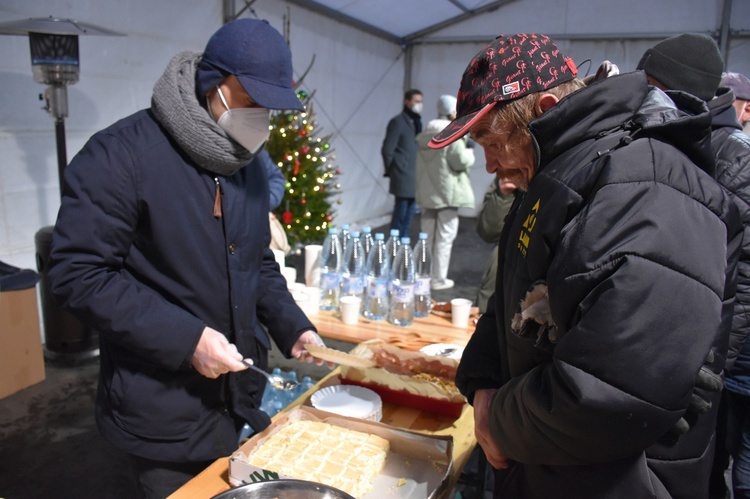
47,109 -> 314,463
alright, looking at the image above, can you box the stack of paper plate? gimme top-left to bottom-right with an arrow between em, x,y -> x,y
310,385 -> 383,421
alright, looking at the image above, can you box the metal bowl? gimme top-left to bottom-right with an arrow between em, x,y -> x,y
210,480 -> 356,499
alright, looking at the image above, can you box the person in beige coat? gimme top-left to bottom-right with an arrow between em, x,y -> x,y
415,95 -> 476,290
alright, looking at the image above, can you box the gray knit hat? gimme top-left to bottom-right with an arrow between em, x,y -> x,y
637,33 -> 724,101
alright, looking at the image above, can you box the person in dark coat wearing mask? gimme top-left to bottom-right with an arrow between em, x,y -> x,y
47,19 -> 328,498
430,33 -> 741,498
381,89 -> 423,236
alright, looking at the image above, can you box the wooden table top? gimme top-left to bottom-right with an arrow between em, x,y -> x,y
168,369 -> 477,499
309,309 -> 476,350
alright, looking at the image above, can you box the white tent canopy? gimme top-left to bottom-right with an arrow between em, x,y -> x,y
1,0 -> 748,269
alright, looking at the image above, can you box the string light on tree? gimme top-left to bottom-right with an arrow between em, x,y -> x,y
265,90 -> 340,246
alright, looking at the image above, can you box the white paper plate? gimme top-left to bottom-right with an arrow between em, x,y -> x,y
419,343 -> 464,359
310,385 -> 382,421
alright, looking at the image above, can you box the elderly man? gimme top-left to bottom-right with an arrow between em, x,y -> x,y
429,33 -> 741,497
47,19 -> 327,498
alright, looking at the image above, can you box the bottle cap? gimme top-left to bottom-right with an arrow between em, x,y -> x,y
375,233 -> 384,240
329,227 -> 338,234
363,226 -> 372,233
390,229 -> 400,236
401,237 -> 411,244
419,232 -> 428,239
341,224 -> 350,230
351,230 -> 360,238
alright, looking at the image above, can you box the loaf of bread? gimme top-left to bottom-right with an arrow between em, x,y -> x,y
341,340 -> 464,403
246,420 -> 389,498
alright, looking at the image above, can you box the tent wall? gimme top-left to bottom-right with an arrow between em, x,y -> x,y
1,0 -> 748,269
0,0 -> 403,269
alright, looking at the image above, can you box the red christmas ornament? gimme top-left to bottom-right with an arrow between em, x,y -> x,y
282,210 -> 293,224
326,215 -> 333,222
299,130 -> 307,137
300,145 -> 310,155
293,160 -> 301,176
301,198 -> 307,205
335,169 -> 341,175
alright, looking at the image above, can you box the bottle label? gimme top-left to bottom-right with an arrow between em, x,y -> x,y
392,283 -> 414,303
415,277 -> 431,295
342,275 -> 363,295
367,278 -> 388,298
320,272 -> 339,290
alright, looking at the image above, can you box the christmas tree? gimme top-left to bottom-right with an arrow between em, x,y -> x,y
266,90 -> 340,247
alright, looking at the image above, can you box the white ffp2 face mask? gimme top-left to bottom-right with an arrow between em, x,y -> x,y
410,102 -> 423,115
212,86 -> 270,154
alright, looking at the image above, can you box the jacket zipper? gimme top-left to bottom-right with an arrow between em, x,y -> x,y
213,177 -> 223,218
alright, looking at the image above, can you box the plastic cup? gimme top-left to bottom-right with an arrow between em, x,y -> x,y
304,245 -> 323,286
450,298 -> 472,327
303,287 -> 320,314
340,296 -> 361,325
281,266 -> 297,286
271,248 -> 285,268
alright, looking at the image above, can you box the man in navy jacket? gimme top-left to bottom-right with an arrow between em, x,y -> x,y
47,19 -> 326,498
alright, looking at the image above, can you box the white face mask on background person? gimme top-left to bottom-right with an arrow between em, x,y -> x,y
410,102 -> 423,115
210,86 -> 270,154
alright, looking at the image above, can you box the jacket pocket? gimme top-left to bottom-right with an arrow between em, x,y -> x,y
109,363 -> 216,441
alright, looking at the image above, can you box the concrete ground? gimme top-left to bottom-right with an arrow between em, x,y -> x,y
0,214 -> 495,499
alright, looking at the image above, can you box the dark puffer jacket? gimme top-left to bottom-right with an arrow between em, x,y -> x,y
456,71 -> 741,498
47,109 -> 314,463
711,87 -> 750,378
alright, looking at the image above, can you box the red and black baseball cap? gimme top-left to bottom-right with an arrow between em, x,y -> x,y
429,33 -> 577,149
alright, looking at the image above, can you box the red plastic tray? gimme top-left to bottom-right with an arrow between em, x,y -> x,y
339,376 -> 465,419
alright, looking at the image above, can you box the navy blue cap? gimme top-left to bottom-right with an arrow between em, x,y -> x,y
196,18 -> 303,111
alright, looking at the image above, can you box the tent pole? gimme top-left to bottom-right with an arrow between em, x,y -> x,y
403,45 -> 414,91
718,0 -> 732,66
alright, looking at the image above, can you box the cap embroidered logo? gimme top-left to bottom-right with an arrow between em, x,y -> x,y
429,33 -> 577,149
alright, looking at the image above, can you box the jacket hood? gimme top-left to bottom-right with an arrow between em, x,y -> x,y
530,70 -> 715,177
710,87 -> 743,131
417,118 -> 452,147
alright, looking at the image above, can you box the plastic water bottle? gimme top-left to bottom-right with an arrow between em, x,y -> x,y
413,232 -> 432,317
364,233 -> 390,320
384,229 -> 401,298
320,227 -> 342,310
341,230 -> 365,305
279,370 -> 299,407
340,223 -> 352,258
295,375 -> 316,398
389,236 -> 415,326
362,226 -> 375,258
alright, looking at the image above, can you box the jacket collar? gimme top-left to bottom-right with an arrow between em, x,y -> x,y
529,70 -> 715,177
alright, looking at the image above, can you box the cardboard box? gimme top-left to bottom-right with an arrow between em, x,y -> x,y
0,287 -> 46,399
229,406 -> 453,499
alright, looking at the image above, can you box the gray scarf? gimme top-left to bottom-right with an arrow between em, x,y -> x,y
151,51 -> 253,176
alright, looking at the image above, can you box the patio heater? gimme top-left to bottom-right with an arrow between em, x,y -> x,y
0,16 -> 124,360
